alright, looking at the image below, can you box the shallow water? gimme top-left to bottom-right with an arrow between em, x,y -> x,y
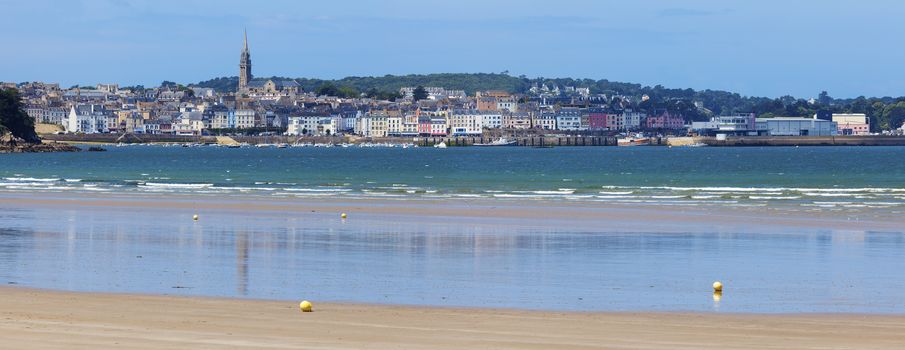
1,200 -> 903,313
2,146 -> 905,211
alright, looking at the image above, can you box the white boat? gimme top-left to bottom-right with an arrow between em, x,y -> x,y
434,142 -> 448,149
617,137 -> 650,146
474,137 -> 517,147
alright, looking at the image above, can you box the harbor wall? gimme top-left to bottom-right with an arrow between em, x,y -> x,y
698,135 -> 905,146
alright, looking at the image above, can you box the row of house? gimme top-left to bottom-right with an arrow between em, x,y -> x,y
12,79 -> 697,137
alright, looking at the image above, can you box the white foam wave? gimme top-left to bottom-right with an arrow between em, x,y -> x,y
599,191 -> 633,195
4,177 -> 60,182
141,182 -> 213,189
283,188 -> 352,192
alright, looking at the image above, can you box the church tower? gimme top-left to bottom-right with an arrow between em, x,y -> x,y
238,29 -> 252,92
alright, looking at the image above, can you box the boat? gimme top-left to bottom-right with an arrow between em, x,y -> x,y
617,137 -> 650,146
474,137 -> 517,147
276,143 -> 289,148
434,142 -> 448,149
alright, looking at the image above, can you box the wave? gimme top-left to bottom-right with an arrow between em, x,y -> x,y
209,186 -> 277,191
283,188 -> 353,192
3,177 -> 61,182
532,190 -> 575,195
801,193 -> 858,197
141,182 -> 214,189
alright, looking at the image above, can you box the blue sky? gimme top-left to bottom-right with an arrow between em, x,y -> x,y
2,0 -> 904,98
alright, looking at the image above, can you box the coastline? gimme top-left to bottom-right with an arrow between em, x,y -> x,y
2,286 -> 904,349
2,190 -> 903,232
0,140 -> 80,153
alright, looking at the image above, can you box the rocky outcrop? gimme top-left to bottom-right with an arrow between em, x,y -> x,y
0,134 -> 81,153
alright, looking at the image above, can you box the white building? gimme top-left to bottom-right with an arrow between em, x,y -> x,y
64,105 -> 107,134
235,109 -> 256,129
387,116 -> 403,136
210,110 -> 232,129
287,115 -> 340,136
756,117 -> 837,136
367,116 -> 388,137
621,111 -> 644,130
480,112 -> 503,129
174,111 -> 204,135
533,111 -> 557,130
449,110 -> 486,136
556,108 -> 582,131
497,97 -> 517,112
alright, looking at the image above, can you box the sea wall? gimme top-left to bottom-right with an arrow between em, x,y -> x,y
699,135 -> 905,146
42,134 -> 215,144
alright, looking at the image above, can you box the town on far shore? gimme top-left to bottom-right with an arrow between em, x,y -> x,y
5,31 -> 905,148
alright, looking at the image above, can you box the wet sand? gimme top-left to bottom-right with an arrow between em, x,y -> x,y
2,287 -> 903,349
1,191 -> 901,232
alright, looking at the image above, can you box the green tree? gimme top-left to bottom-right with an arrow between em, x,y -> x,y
0,89 -> 40,143
315,83 -> 340,97
413,86 -> 428,101
881,102 -> 905,131
337,86 -> 360,98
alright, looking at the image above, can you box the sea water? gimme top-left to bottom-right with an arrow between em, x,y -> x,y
2,145 -> 905,210
1,146 -> 904,312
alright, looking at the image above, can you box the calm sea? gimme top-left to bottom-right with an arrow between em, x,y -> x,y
2,145 -> 905,211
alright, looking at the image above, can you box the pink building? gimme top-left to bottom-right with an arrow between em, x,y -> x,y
832,114 -> 870,135
645,112 -> 685,129
587,108 -> 614,131
588,110 -> 607,130
604,113 -> 623,130
418,117 -> 432,136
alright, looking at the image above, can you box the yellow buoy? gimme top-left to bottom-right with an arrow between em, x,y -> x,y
341,213 -> 347,219
713,291 -> 722,302
713,281 -> 723,292
299,300 -> 313,312
193,214 -> 199,221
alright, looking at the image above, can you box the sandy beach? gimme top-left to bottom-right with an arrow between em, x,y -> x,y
1,287 -> 903,349
2,191 -> 904,348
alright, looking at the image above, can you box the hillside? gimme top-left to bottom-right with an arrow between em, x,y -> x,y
191,73 -> 905,131
192,73 -> 530,96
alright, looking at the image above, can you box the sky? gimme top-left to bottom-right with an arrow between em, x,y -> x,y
2,0 -> 904,98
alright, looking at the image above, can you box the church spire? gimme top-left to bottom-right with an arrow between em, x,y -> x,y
239,29 -> 252,92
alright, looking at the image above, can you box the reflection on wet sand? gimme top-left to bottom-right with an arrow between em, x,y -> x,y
0,202 -> 904,313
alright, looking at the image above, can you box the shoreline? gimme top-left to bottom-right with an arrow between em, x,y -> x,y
2,191 -> 902,231
37,133 -> 905,147
2,286 -> 904,349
